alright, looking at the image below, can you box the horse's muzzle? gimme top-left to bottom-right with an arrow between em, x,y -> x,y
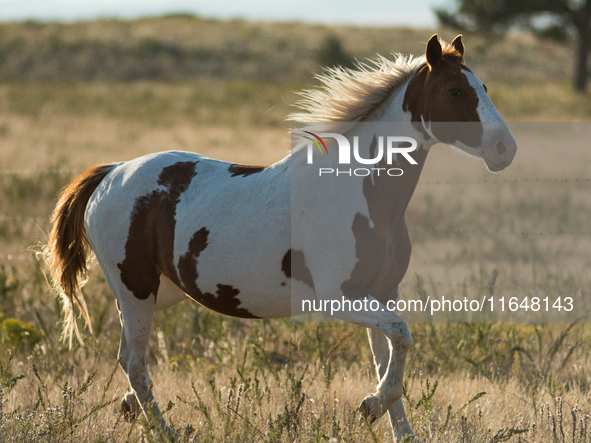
482,135 -> 517,172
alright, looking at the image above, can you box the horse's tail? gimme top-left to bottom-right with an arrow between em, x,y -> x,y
44,164 -> 115,348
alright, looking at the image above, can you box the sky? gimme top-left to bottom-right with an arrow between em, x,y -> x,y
0,0 -> 449,27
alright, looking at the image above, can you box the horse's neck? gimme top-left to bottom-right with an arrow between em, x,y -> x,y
289,78 -> 429,230
354,81 -> 432,226
335,80 -> 429,230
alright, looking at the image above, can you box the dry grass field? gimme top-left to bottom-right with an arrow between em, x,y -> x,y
0,16 -> 591,442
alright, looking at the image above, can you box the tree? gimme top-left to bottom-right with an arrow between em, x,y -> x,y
435,0 -> 591,92
316,35 -> 355,70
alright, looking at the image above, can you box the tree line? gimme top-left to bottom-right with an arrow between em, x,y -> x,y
436,0 -> 591,92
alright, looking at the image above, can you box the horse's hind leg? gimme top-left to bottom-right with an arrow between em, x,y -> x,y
367,328 -> 415,442
117,318 -> 141,421
118,299 -> 171,430
103,265 -> 187,432
107,279 -> 172,434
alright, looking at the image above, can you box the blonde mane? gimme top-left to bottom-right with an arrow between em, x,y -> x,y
288,53 -> 426,134
288,41 -> 465,137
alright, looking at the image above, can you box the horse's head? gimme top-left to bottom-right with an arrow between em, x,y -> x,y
403,34 -> 516,172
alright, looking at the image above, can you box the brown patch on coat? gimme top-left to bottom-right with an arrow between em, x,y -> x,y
281,250 -> 291,277
177,227 -> 259,318
341,135 -> 428,304
403,34 -> 482,148
282,249 -> 315,290
117,161 -> 198,300
228,164 -> 267,177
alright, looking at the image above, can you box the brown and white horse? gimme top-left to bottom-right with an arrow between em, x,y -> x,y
45,35 -> 516,441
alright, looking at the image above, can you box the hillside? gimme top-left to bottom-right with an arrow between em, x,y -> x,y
0,15 -> 575,85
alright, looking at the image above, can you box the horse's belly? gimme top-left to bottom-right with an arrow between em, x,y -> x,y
171,196 -> 295,319
186,280 -> 297,319
177,251 -> 296,319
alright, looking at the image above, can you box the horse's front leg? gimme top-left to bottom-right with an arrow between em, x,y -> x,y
358,317 -> 412,424
367,327 -> 416,441
326,294 -> 412,426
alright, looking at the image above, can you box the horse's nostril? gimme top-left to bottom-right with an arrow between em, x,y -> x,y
495,141 -> 507,157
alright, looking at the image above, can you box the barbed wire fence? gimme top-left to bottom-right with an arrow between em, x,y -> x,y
0,170 -> 589,299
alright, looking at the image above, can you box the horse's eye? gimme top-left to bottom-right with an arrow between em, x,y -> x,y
449,89 -> 462,98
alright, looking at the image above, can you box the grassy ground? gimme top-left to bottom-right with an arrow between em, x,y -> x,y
0,16 -> 591,442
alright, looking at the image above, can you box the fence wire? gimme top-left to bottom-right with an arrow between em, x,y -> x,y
1,169 -> 590,185
0,169 -> 81,175
3,216 -> 589,238
399,280 -> 591,296
0,254 -> 36,262
408,226 -> 591,236
419,177 -> 591,185
0,215 -> 50,223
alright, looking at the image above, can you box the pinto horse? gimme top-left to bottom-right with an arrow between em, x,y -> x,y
45,35 -> 516,441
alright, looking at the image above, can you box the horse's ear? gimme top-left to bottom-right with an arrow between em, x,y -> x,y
426,34 -> 442,71
451,35 -> 465,57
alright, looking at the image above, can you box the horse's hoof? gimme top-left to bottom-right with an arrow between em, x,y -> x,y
121,392 -> 140,422
121,399 -> 138,422
121,399 -> 136,422
358,395 -> 380,424
400,436 -> 423,443
395,429 -> 422,442
156,426 -> 181,442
